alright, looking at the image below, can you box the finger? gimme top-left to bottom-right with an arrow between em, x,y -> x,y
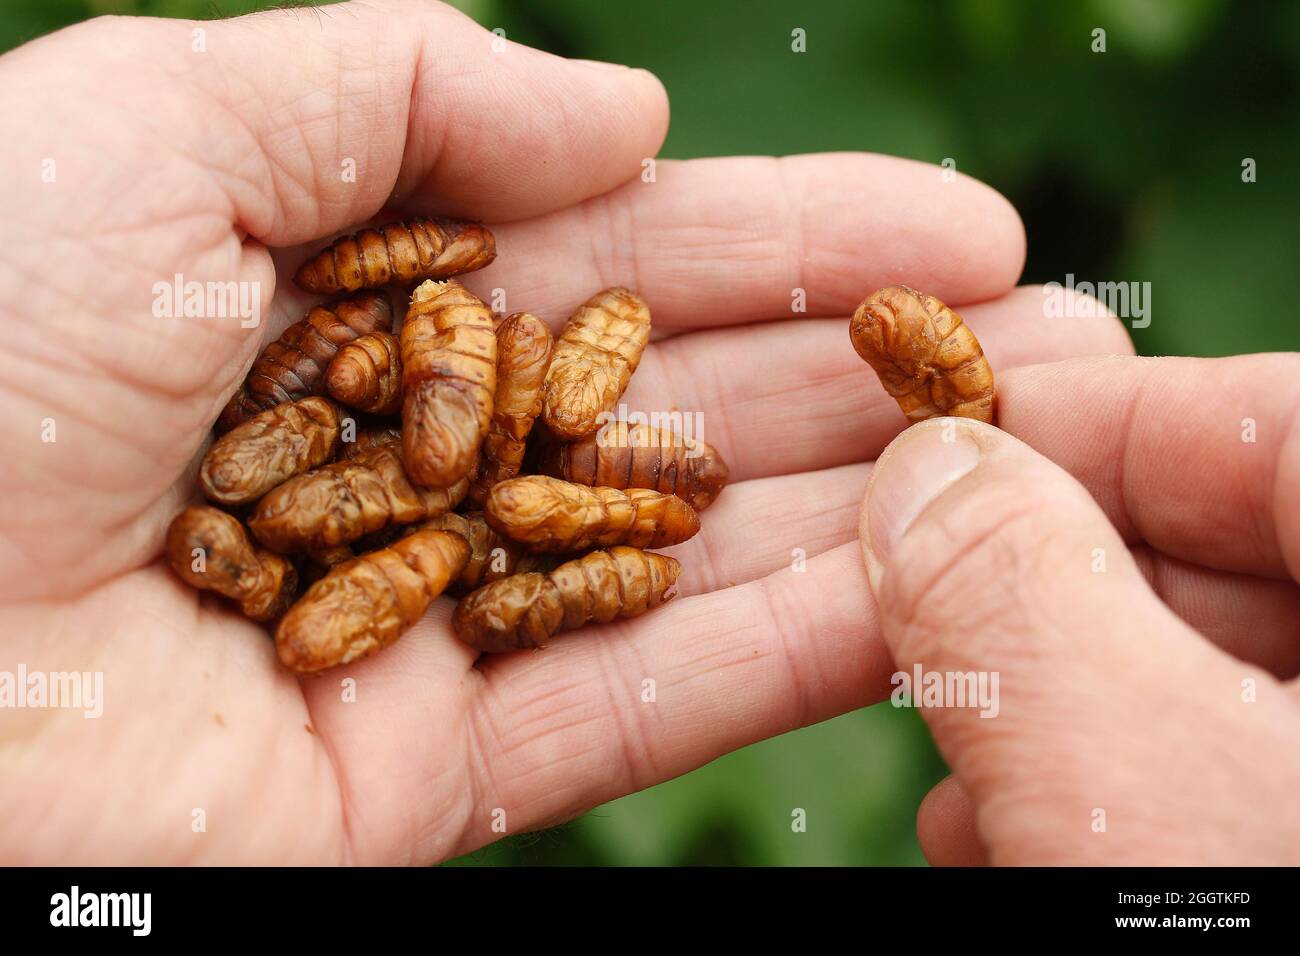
664,463 -> 870,598
998,354 -> 1300,580
1131,546 -> 1300,679
684,466 -> 1300,667
454,542 -> 893,851
916,776 -> 987,867
682,468 -> 1300,669
470,152 -> 1025,329
190,0 -> 669,237
859,418 -> 1296,864
614,285 -> 1133,482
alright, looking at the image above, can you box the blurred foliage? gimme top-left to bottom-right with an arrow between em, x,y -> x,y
2,0 -> 1295,866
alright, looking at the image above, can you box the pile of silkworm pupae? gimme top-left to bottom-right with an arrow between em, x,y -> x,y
165,218 -> 731,673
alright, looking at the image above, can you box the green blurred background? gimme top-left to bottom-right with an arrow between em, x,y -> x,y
5,0 -> 1295,865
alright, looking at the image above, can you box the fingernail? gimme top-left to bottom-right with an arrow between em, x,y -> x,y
866,423 -> 982,567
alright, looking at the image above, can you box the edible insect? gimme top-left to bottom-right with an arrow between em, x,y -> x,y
468,311 -> 553,506
452,547 -> 680,653
217,291 -> 392,432
293,218 -> 496,294
484,476 -> 699,553
165,506 -> 297,621
200,397 -> 341,506
541,287 -> 650,440
248,444 -> 467,553
532,421 -> 728,511
400,279 -> 496,488
849,285 -> 995,424
275,530 -> 469,672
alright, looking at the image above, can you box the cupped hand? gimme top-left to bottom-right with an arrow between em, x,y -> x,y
0,0 -> 1126,863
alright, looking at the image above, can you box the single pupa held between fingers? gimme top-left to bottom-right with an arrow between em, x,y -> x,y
849,285 -> 995,424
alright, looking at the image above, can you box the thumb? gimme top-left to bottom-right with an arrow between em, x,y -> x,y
858,418 -> 1292,864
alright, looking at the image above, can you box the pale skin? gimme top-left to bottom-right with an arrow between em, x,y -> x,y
1,0 -> 1296,865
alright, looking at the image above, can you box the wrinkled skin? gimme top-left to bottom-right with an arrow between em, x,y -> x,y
249,445 -> 466,553
10,1 -> 1294,868
326,331 -> 404,416
164,506 -> 297,622
542,287 -> 651,439
850,284 -> 995,423
419,512 -> 555,593
200,396 -> 341,505
453,547 -> 680,652
217,291 -> 393,431
468,312 -> 553,506
401,279 -> 496,488
294,218 -> 496,295
533,420 -> 730,511
277,530 -> 469,673
485,476 -> 699,553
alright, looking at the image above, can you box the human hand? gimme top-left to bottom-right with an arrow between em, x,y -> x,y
860,357 -> 1300,864
0,0 -> 1126,863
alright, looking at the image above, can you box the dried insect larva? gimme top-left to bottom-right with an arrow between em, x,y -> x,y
541,287 -> 651,440
532,421 -> 729,511
453,547 -> 679,653
338,424 -> 402,460
485,476 -> 699,554
416,511 -> 556,592
468,312 -> 554,506
401,279 -> 496,488
199,397 -> 341,506
275,530 -> 470,673
293,218 -> 496,295
326,331 -> 403,415
849,285 -> 995,424
217,291 -> 393,432
165,506 -> 297,622
248,444 -> 468,553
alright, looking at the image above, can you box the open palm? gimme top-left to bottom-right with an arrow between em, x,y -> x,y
0,1 -> 1129,863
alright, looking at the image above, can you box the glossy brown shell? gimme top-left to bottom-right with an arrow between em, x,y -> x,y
400,279 -> 497,488
416,511 -> 556,593
541,288 -> 651,440
453,547 -> 679,652
200,397 -> 341,506
532,421 -> 729,511
484,476 -> 699,554
216,291 -> 392,432
849,285 -> 995,424
338,423 -> 402,460
248,444 -> 467,553
293,218 -> 496,295
164,506 -> 297,621
468,312 -> 554,506
326,331 -> 403,415
275,530 -> 469,672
